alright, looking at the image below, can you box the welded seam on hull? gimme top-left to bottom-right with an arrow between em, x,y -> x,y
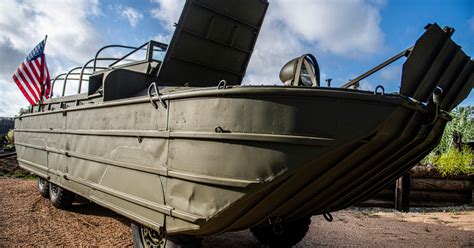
17,159 -> 48,179
322,120 -> 429,211
171,131 -> 334,146
18,156 -> 205,223
15,142 -> 260,188
286,114 -> 420,217
14,129 -> 334,146
19,87 -> 412,118
18,158 -> 49,172
90,183 -> 173,215
335,119 -> 447,210
168,170 -> 263,187
90,195 -> 168,232
28,164 -> 169,228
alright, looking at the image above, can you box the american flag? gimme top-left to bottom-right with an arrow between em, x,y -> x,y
12,38 -> 51,105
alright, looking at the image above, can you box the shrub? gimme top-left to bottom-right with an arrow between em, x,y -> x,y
432,106 -> 473,155
422,106 -> 473,176
431,146 -> 473,177
4,130 -> 15,151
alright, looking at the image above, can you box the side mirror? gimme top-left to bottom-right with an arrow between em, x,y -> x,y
279,54 -> 320,86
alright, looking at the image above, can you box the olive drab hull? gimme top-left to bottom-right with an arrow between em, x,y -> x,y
14,0 -> 473,238
14,87 -> 429,234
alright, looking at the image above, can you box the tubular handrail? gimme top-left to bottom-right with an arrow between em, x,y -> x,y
92,41 -> 167,72
52,73 -> 67,86
51,70 -> 101,98
341,47 -> 413,89
92,44 -> 139,72
78,58 -> 121,94
51,73 -> 67,98
107,42 -> 148,68
63,67 -> 83,96
51,40 -> 168,99
63,66 -> 109,96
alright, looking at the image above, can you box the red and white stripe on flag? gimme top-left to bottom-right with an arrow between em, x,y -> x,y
12,40 -> 51,105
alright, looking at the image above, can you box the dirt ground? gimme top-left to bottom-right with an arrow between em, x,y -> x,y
0,178 -> 473,247
0,154 -> 23,178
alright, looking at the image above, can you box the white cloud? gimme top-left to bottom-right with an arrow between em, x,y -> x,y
150,0 -> 185,31
359,79 -> 375,91
149,0 -> 386,85
0,0 -> 388,116
468,16 -> 474,33
121,7 -> 144,28
152,33 -> 172,44
271,0 -> 385,56
0,0 -> 102,116
244,18 -> 305,85
0,80 -> 29,116
0,0 -> 102,64
380,65 -> 401,81
247,0 -> 386,84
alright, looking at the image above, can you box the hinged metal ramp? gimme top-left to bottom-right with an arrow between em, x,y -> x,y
157,0 -> 269,87
401,23 -> 473,111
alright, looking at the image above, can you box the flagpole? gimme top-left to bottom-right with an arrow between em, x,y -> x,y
39,35 -> 48,105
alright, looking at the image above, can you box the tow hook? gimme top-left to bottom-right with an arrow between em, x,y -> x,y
268,217 -> 284,235
428,86 -> 444,125
323,211 -> 333,222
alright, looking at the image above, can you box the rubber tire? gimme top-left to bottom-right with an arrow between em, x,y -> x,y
131,222 -> 201,248
49,182 -> 75,209
37,177 -> 49,198
250,217 -> 311,248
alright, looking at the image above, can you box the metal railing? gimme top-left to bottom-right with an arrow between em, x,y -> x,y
50,40 -> 168,98
341,47 -> 413,89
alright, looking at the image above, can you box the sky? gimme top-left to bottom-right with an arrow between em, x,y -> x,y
0,0 -> 473,116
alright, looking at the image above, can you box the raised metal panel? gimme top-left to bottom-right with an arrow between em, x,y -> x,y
401,23 -> 473,109
401,23 -> 448,99
443,61 -> 474,110
157,0 -> 268,86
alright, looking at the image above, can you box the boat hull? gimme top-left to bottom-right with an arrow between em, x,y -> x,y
15,86 -> 439,235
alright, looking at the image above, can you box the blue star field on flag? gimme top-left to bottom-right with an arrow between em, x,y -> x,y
25,40 -> 46,62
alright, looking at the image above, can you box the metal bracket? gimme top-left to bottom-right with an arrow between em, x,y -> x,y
323,211 -> 333,222
268,216 -> 284,235
342,47 -> 413,89
432,86 -> 443,104
214,126 -> 230,133
148,82 -> 167,109
217,80 -> 227,90
325,78 -> 332,87
374,85 -> 385,95
426,85 -> 444,125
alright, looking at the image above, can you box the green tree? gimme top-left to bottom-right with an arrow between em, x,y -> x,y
423,106 -> 473,176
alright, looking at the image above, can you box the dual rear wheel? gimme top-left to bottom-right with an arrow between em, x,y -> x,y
36,177 -> 310,247
37,177 -> 76,209
131,222 -> 202,248
37,177 -> 49,198
131,218 -> 311,248
250,217 -> 312,248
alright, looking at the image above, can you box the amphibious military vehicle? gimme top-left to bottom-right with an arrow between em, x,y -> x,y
15,0 -> 473,247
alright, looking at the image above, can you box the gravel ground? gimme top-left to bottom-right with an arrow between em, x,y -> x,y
0,178 -> 473,247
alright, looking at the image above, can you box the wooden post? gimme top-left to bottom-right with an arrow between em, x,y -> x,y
395,173 -> 411,212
